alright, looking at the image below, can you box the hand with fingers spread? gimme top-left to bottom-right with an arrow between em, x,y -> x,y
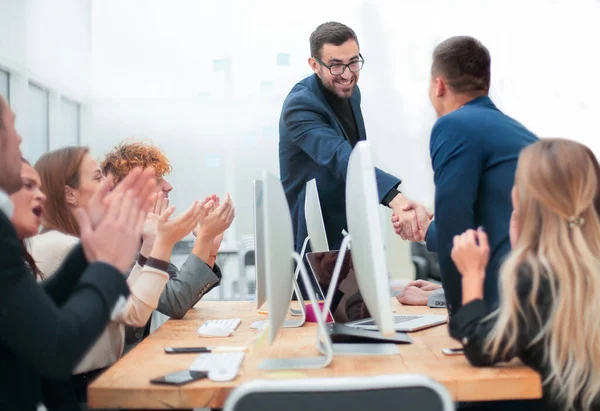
192,194 -> 234,266
139,192 -> 170,257
196,193 -> 235,240
143,192 -> 170,241
88,167 -> 157,228
390,195 -> 433,242
75,190 -> 147,274
150,201 -> 205,261
193,195 -> 219,238
451,228 -> 489,304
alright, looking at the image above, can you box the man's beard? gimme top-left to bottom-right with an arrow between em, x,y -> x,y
323,76 -> 357,99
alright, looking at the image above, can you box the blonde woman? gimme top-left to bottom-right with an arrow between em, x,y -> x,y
450,139 -> 600,411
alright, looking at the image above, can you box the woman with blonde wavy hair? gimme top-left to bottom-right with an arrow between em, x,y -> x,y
450,138 -> 600,411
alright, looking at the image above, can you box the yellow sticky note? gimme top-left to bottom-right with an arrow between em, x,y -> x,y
253,323 -> 270,350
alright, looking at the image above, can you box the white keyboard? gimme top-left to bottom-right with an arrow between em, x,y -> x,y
190,352 -> 246,382
204,318 -> 241,330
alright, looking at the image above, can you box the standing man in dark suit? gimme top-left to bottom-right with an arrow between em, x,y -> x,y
394,36 -> 538,316
279,22 -> 429,258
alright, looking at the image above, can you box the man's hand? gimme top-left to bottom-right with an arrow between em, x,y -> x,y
390,194 -> 433,242
88,167 -> 156,228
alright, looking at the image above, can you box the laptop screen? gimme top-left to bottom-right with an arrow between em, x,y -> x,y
305,250 -> 359,323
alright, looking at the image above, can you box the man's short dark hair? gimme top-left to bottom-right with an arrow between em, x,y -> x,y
432,36 -> 491,95
310,22 -> 359,58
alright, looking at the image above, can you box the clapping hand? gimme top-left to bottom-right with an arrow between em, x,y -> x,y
75,190 -> 147,273
196,193 -> 235,240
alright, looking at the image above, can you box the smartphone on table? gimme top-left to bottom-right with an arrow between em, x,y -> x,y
164,347 -> 211,354
150,370 -> 208,386
441,347 -> 464,356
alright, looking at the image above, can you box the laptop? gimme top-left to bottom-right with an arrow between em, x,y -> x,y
306,250 -> 447,332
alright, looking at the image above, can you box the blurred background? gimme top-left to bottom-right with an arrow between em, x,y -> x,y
2,0 -> 598,300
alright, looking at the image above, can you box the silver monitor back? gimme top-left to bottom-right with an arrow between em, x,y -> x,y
305,178 -> 330,253
345,141 -> 395,337
263,172 -> 296,344
253,179 -> 267,309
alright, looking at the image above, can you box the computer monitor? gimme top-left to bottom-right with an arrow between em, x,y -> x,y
305,178 -> 329,253
259,171 -> 333,370
345,141 -> 395,337
254,178 -> 306,327
253,180 -> 267,309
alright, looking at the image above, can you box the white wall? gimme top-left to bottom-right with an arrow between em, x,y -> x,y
89,0 -> 600,246
0,0 -> 90,162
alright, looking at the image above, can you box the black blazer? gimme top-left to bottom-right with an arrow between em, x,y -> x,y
0,210 -> 129,411
450,264 -> 600,410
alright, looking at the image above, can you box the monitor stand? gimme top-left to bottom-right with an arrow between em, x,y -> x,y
282,278 -> 306,327
319,234 -> 399,356
259,252 -> 333,370
289,236 -> 309,317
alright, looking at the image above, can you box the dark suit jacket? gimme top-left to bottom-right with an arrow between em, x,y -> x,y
279,74 -> 401,253
425,96 -> 538,315
0,209 -> 129,411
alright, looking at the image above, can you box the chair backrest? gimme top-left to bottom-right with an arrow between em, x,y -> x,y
411,242 -> 441,281
223,374 -> 454,411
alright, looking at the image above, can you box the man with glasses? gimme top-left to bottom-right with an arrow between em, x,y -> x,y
279,21 -> 430,263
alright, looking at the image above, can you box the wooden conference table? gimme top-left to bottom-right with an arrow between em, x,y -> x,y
88,300 -> 542,409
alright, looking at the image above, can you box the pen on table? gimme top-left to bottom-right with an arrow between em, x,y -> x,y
258,310 -> 269,315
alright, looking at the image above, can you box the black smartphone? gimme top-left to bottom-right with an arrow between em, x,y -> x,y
150,370 -> 208,386
164,347 -> 211,354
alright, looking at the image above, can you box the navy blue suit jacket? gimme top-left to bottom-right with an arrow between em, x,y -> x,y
279,74 -> 401,252
425,96 -> 538,316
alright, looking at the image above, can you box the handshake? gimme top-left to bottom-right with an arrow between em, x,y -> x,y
388,193 -> 433,243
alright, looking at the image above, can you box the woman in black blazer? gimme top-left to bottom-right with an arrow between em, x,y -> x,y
0,160 -> 156,411
450,139 -> 600,411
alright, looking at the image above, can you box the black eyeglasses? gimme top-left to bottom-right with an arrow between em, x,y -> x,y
313,53 -> 365,75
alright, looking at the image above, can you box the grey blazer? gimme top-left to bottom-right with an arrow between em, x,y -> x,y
125,253 -> 221,348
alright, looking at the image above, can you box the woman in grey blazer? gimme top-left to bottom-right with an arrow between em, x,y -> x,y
101,141 -> 235,348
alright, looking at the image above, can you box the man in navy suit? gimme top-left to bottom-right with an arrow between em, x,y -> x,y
279,22 -> 429,259
394,36 -> 538,316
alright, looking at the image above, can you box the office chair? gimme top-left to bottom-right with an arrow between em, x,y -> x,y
223,374 -> 455,411
411,242 -> 441,282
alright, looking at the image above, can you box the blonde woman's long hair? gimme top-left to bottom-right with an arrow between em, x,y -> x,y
486,138 -> 600,410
